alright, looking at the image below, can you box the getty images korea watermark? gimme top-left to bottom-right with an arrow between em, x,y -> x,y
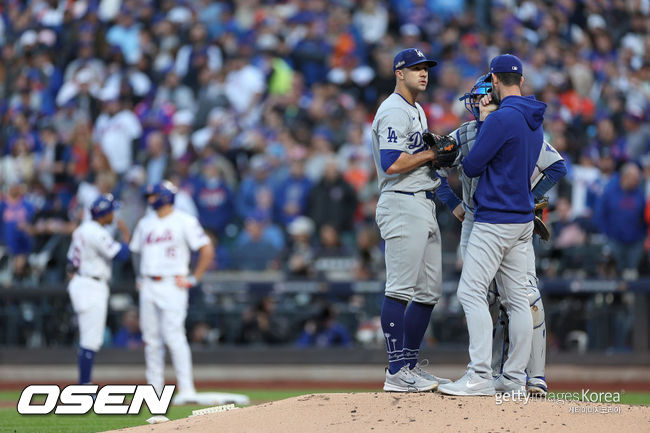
495,389 -> 623,414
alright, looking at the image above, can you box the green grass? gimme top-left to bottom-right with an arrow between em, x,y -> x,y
0,389 -> 648,433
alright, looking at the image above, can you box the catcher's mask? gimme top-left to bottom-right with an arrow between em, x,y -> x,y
459,73 -> 492,120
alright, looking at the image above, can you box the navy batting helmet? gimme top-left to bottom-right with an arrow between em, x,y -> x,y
90,194 -> 119,219
146,180 -> 176,210
459,73 -> 492,120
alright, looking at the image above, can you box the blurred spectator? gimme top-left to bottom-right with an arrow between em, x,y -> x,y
93,94 -> 142,175
284,216 -> 316,278
595,163 -> 647,278
154,70 -> 196,114
238,296 -> 289,345
37,122 -> 73,203
308,158 -> 358,233
296,303 -> 352,348
143,131 -> 168,186
273,157 -> 312,226
231,214 -> 282,271
190,321 -> 220,348
313,224 -> 356,280
106,7 -> 142,65
194,159 -> 234,238
112,308 -> 143,350
0,184 -> 35,282
1,137 -> 36,186
168,110 -> 194,160
354,225 -> 384,280
353,0 -> 389,46
236,155 -> 274,219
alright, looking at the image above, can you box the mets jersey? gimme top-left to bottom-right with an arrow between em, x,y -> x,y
371,93 -> 440,193
130,210 -> 210,277
67,220 -> 122,281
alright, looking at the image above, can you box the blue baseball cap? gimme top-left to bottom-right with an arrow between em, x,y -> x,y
485,54 -> 523,81
393,48 -> 437,72
91,194 -> 119,219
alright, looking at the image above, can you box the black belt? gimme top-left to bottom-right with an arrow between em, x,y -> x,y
146,276 -> 164,281
393,190 -> 436,200
77,274 -> 103,282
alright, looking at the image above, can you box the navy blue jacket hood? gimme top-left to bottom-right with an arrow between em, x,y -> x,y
502,95 -> 546,130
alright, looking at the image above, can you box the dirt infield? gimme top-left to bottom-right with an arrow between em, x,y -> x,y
110,392 -> 650,433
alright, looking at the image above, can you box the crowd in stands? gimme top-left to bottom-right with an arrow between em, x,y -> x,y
1,0 -> 649,288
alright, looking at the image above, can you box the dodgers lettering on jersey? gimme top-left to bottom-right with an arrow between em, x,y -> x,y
67,220 -> 122,281
371,93 -> 440,193
129,210 -> 209,277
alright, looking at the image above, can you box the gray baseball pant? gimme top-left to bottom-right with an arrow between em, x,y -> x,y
457,221 -> 534,385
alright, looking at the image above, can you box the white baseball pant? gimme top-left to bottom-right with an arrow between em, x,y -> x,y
139,277 -> 195,395
68,275 -> 109,352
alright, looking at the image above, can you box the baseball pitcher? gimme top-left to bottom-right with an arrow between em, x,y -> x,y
371,48 -> 458,392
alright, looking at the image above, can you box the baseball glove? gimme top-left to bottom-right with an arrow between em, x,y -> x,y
533,197 -> 550,241
534,215 -> 550,241
423,132 -> 458,169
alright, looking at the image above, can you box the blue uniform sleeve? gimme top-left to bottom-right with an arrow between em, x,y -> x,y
114,243 -> 130,261
532,159 -> 568,199
435,175 -> 462,210
461,114 -> 508,178
380,149 -> 402,172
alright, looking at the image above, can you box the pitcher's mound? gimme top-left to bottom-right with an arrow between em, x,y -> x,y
112,392 -> 649,433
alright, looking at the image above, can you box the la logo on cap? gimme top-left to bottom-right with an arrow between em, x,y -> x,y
512,66 -> 518,70
415,49 -> 424,57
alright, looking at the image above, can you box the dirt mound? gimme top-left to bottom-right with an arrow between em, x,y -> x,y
110,392 -> 649,433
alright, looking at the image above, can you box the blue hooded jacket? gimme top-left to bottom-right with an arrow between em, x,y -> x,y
462,95 -> 547,224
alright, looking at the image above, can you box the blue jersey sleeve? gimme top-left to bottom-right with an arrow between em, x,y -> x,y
380,149 -> 402,172
532,160 -> 568,199
435,175 -> 462,210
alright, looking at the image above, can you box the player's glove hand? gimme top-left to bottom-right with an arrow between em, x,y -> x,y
422,132 -> 459,169
533,197 -> 550,241
534,196 -> 549,215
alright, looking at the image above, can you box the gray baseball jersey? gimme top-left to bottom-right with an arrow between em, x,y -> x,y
371,93 -> 440,193
371,92 -> 442,305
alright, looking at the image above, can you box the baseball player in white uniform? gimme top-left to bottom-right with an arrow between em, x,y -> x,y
129,181 -> 214,403
371,48 -> 458,392
437,73 -> 567,396
67,194 -> 130,384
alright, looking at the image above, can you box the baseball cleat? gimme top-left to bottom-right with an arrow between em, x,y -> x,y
383,366 -> 438,392
493,375 -> 526,396
410,361 -> 452,386
438,371 -> 495,396
527,376 -> 548,397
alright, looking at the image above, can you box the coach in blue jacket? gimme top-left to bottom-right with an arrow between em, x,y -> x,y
439,54 -> 546,396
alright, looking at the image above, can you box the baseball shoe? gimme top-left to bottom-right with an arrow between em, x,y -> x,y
172,392 -> 200,405
438,371 -> 495,396
383,365 -> 438,392
410,360 -> 451,386
494,375 -> 526,396
527,376 -> 548,397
